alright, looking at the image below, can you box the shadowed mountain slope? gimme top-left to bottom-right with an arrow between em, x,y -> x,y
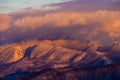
1,62 -> 120,80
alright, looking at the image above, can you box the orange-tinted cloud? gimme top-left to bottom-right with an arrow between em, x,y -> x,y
0,10 -> 120,45
14,11 -> 120,38
0,14 -> 11,31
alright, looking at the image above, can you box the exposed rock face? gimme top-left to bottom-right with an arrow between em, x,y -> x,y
12,46 -> 24,62
0,45 -> 24,64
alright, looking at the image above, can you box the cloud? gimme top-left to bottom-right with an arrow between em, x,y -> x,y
0,10 -> 120,44
112,0 -> 120,3
0,14 -> 11,32
13,11 -> 120,37
47,0 -> 120,11
14,12 -> 86,28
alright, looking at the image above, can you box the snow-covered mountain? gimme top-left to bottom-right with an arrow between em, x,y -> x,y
0,39 -> 120,79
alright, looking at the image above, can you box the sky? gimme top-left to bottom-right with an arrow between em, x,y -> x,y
0,0 -> 70,13
0,0 -> 120,13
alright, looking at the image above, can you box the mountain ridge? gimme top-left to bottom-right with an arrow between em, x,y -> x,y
0,39 -> 120,78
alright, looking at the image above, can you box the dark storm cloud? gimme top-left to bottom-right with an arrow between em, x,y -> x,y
47,0 -> 120,11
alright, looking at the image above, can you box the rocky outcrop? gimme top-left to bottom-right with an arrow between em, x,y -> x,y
12,46 -> 24,62
0,45 -> 24,64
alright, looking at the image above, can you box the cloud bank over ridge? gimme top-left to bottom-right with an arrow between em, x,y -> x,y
0,10 -> 120,44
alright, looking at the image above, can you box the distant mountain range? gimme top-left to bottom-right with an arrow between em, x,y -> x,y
0,39 -> 120,80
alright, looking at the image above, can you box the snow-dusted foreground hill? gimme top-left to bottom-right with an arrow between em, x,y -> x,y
0,39 -> 120,79
3,62 -> 120,80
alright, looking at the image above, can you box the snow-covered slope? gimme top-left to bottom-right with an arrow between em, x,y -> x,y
0,39 -> 118,77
